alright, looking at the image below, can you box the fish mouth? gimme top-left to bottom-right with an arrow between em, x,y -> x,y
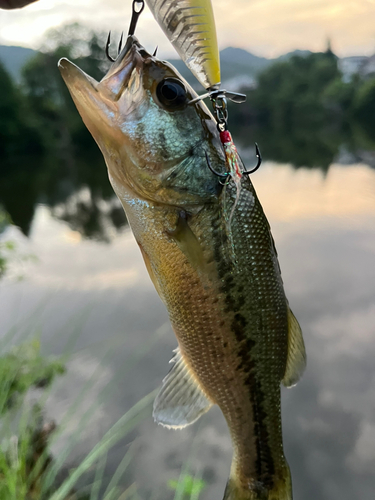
99,35 -> 153,95
58,34 -> 150,97
58,35 -> 153,90
58,35 -> 153,152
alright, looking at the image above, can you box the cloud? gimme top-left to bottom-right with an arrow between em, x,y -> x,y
1,0 -> 374,57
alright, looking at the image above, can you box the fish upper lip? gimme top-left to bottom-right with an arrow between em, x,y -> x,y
107,35 -> 152,72
99,35 -> 153,96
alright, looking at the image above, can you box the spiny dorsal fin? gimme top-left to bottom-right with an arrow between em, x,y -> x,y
282,308 -> 306,388
153,348 -> 213,429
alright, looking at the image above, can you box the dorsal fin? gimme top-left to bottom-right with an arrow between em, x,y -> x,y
282,308 -> 306,388
153,348 -> 213,429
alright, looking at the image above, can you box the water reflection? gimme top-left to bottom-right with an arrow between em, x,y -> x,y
0,161 -> 374,499
52,188 -> 126,243
233,121 -> 375,172
0,152 -> 127,239
1,117 -> 375,241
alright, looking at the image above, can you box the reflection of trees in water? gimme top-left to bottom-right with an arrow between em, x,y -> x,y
232,124 -> 340,171
1,156 -> 42,236
2,122 -> 374,240
52,187 -> 126,243
0,153 -> 127,240
231,121 -> 375,172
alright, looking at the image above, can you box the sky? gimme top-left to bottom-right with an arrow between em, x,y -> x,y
0,0 -> 374,58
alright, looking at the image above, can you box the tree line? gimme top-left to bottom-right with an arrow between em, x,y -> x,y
228,48 -> 375,132
227,48 -> 375,169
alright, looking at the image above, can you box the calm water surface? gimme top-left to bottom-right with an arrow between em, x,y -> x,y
1,159 -> 375,499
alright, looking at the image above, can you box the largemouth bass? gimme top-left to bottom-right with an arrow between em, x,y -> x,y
58,35 -> 306,500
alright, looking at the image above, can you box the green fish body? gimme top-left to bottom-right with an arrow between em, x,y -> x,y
59,36 -> 306,500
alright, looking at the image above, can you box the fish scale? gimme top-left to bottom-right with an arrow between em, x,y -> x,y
147,177 -> 290,490
59,35 -> 305,500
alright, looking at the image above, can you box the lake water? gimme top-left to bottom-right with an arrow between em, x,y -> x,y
0,156 -> 375,499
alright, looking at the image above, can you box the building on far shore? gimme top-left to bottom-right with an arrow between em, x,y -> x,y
362,55 -> 375,78
339,54 -> 375,82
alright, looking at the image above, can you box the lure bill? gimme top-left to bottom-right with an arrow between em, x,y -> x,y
145,0 -> 221,89
59,35 -> 306,500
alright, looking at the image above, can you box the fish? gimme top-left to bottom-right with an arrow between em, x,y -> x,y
145,0 -> 221,89
58,35 -> 306,500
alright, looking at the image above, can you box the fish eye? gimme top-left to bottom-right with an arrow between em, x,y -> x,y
156,78 -> 187,109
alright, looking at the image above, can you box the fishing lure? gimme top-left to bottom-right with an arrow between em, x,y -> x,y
144,0 -> 220,90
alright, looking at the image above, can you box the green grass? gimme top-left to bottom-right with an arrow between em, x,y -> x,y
0,336 -> 156,499
0,326 -> 206,500
0,339 -> 65,416
169,474 -> 206,500
0,340 -> 65,499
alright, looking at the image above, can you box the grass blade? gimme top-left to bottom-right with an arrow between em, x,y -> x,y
47,389 -> 156,500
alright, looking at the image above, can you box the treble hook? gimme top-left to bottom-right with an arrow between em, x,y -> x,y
105,31 -> 116,62
118,32 -> 124,55
128,0 -> 145,36
205,152 -> 229,184
105,31 -> 124,62
105,0 -> 144,63
242,143 -> 262,175
205,144 -> 262,181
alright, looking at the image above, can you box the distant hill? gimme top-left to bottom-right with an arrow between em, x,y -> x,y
0,44 -> 299,89
0,45 -> 36,82
275,49 -> 312,62
0,43 -> 368,92
168,47 -> 272,89
167,48 -> 312,90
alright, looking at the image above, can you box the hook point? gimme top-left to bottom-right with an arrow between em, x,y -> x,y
205,151 -> 229,180
118,32 -> 124,55
242,143 -> 262,176
105,31 -> 116,62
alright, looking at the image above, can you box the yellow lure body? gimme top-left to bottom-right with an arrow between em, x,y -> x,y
145,0 -> 221,89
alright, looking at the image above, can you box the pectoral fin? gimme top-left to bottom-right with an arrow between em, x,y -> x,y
138,243 -> 164,301
167,211 -> 206,274
282,308 -> 306,387
153,348 -> 213,429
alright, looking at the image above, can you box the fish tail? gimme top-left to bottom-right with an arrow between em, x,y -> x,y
223,463 -> 292,500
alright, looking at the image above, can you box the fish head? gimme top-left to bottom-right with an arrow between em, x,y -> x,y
58,35 -> 223,208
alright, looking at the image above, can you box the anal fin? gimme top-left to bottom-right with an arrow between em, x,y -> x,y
153,348 -> 213,429
282,307 -> 306,388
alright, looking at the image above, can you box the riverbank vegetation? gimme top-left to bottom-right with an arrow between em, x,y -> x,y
0,336 -> 205,499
